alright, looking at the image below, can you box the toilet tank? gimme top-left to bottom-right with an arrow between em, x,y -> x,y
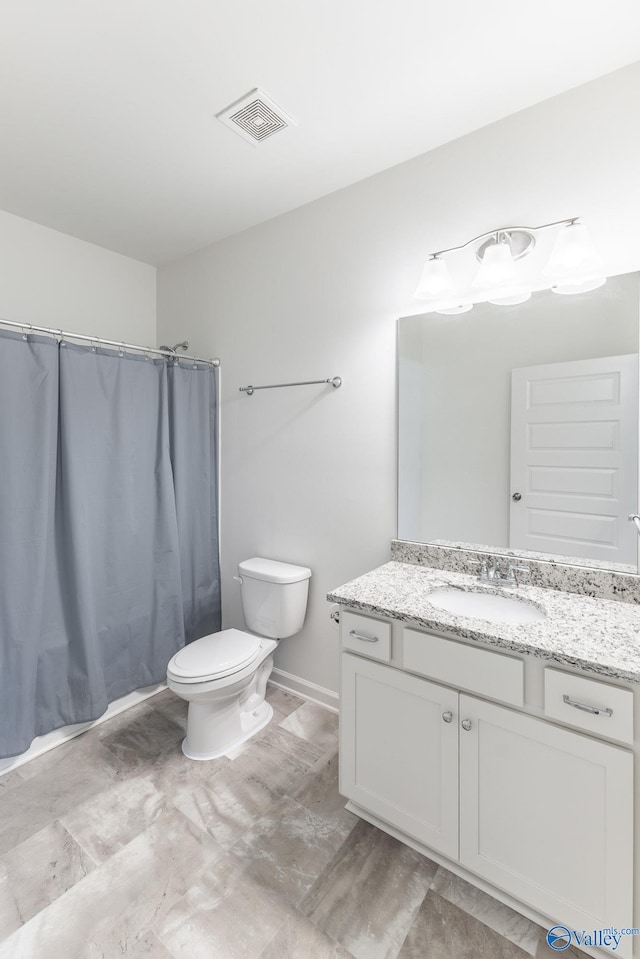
238,558 -> 311,639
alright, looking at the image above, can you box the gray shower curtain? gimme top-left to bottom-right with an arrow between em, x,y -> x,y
0,331 -> 220,758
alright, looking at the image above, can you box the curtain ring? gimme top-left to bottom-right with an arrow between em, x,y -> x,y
21,326 -> 28,341
91,340 -> 97,352
118,342 -> 125,357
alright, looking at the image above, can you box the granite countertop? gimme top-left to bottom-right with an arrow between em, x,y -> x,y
327,561 -> 640,684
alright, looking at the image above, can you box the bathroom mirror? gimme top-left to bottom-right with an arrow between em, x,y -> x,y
397,271 -> 640,571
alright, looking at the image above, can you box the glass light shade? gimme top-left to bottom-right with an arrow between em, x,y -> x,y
544,220 -> 602,275
473,240 -> 517,289
488,289 -> 532,306
434,302 -> 473,315
414,255 -> 455,299
552,275 -> 607,295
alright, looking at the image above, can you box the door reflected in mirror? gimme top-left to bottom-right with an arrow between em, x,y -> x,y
397,271 -> 640,572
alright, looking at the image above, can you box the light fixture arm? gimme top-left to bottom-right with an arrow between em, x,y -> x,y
430,217 -> 579,258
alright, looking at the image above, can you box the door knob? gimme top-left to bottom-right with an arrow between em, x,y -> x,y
442,711 -> 453,723
461,719 -> 472,731
512,492 -> 522,502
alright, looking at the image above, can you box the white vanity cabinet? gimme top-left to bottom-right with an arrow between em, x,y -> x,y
341,653 -> 459,859
458,694 -> 633,949
339,611 -> 635,958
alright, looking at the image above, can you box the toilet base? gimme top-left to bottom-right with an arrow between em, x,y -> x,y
181,699 -> 274,761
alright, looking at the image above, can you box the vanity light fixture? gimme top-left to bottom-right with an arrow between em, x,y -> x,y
543,220 -> 606,295
414,218 -> 606,314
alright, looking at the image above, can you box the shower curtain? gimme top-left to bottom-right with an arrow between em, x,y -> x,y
0,330 -> 220,759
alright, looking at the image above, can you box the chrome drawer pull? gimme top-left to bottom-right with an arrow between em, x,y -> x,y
349,629 -> 379,644
562,694 -> 613,717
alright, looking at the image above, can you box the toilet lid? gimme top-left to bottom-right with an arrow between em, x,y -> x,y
169,629 -> 262,681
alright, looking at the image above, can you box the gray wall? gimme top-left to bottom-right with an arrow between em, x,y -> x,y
0,209 -> 156,341
157,63 -> 640,698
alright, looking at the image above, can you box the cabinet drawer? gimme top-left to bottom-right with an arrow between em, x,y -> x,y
544,668 -> 633,744
341,610 -> 391,662
403,628 -> 523,707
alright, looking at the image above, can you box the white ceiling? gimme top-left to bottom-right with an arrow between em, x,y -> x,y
1,2 -> 639,265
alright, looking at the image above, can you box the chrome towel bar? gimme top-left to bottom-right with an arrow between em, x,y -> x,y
239,376 -> 342,396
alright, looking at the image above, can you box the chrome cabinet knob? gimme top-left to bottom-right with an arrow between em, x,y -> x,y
461,719 -> 472,731
512,492 -> 522,502
442,711 -> 453,723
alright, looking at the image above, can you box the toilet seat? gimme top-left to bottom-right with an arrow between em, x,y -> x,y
167,629 -> 262,684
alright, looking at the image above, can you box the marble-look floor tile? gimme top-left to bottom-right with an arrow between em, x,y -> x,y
83,701 -> 161,746
287,747 -> 357,834
280,702 -> 339,751
171,763 -> 281,849
256,723 -> 327,766
61,773 -> 170,864
265,686 -> 305,718
148,740 -> 230,795
431,868 -> 541,955
0,862 -> 22,940
0,738 -> 120,856
230,795 -> 354,908
0,807 -> 223,959
0,690 -> 586,959
125,930 -> 177,958
224,714 -> 326,765
156,852 -> 295,959
259,909 -> 355,959
302,819 -> 437,959
0,769 -> 26,795
397,891 -> 532,959
0,820 -> 94,930
99,708 -> 185,771
148,689 -> 188,733
222,736 -> 317,799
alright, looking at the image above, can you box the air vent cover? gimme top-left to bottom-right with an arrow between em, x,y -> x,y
216,88 -> 296,145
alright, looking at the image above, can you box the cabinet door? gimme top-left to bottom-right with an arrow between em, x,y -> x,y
459,695 -> 634,956
340,653 -> 459,859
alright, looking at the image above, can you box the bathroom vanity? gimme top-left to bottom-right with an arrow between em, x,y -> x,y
328,558 -> 640,959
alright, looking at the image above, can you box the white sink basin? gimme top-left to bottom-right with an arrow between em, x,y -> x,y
426,588 -> 546,623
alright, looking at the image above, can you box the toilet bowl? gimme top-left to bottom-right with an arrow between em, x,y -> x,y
167,557 -> 311,760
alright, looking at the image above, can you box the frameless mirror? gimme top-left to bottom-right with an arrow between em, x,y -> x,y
398,272 -> 640,572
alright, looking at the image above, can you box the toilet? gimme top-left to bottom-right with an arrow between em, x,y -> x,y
166,557 -> 311,760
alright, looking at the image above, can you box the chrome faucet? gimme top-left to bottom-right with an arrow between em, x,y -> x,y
470,556 -> 530,588
470,557 -> 494,582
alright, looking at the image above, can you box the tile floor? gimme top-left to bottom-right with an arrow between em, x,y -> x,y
0,687 -> 589,959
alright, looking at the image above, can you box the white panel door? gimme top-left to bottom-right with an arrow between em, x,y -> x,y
510,354 -> 638,563
340,653 -> 459,859
458,695 -> 634,957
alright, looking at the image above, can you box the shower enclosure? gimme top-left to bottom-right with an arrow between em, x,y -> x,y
0,327 -> 221,760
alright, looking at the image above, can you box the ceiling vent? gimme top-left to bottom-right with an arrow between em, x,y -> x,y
216,88 -> 296,145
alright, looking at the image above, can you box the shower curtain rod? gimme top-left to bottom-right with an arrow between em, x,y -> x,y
0,317 -> 220,368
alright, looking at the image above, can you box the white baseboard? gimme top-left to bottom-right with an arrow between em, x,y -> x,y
0,683 -> 167,776
269,668 -> 339,714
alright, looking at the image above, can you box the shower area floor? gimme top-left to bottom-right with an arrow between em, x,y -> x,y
0,687 -> 585,959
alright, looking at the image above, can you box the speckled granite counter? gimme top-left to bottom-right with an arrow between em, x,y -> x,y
327,562 -> 640,684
